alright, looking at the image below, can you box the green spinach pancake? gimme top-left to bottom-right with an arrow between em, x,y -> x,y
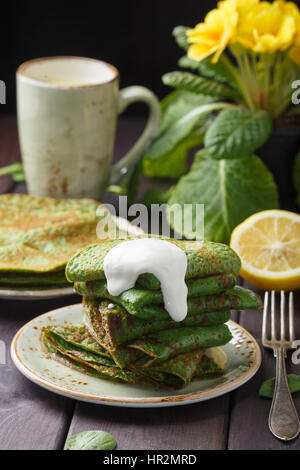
0,194 -> 119,285
42,237 -> 262,389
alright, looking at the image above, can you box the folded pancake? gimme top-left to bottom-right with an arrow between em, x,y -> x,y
130,324 -> 232,367
0,194 -> 123,277
81,299 -> 232,367
75,283 -> 262,320
41,325 -> 219,388
76,273 -> 236,300
41,326 -> 154,386
43,236 -> 262,389
0,270 -> 68,286
83,298 -> 231,350
66,237 -> 241,286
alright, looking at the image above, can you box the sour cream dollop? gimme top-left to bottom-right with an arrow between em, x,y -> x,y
103,238 -> 188,322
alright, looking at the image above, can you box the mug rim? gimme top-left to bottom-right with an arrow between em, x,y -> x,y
17,56 -> 119,89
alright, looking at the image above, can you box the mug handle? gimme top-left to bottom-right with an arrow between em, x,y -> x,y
109,86 -> 161,184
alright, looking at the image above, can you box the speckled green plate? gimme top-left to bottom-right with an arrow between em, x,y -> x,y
11,304 -> 261,407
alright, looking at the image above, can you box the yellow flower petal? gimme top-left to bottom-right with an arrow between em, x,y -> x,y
187,43 -> 219,62
187,1 -> 237,63
236,0 -> 297,53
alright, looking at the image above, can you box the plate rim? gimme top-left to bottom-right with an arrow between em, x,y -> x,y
10,303 -> 262,406
0,285 -> 75,300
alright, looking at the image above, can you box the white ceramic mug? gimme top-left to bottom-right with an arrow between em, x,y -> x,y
16,56 -> 161,199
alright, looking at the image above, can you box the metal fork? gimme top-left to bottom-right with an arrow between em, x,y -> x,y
262,290 -> 300,441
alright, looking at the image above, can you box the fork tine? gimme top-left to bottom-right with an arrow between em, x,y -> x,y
271,290 -> 276,341
289,291 -> 295,342
280,290 -> 285,341
262,291 -> 269,342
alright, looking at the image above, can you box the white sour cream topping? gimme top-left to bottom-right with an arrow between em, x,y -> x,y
103,238 -> 188,322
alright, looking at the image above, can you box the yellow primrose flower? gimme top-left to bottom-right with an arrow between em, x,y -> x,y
232,0 -> 260,16
237,1 -> 298,53
186,0 -> 238,63
289,8 -> 300,65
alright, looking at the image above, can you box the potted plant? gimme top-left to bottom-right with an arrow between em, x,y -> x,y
140,0 -> 300,243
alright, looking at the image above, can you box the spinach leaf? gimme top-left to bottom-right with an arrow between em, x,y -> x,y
167,149 -> 278,243
259,374 -> 300,399
66,430 -> 117,450
204,109 -> 273,160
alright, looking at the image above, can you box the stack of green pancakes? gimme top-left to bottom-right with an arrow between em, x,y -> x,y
0,194 -> 120,287
41,237 -> 262,389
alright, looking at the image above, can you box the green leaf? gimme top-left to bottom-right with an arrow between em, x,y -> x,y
12,171 -> 26,183
204,109 -> 273,159
178,56 -> 239,90
0,162 -> 24,176
163,71 -> 238,100
143,101 -> 231,179
142,187 -> 175,207
0,162 -> 26,183
293,151 -> 300,208
172,26 -> 189,51
259,374 -> 300,399
159,89 -> 214,137
166,149 -> 279,243
66,430 -> 117,450
143,132 -> 204,179
120,157 -> 143,205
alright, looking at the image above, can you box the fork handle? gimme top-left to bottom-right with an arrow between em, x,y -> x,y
269,347 -> 300,441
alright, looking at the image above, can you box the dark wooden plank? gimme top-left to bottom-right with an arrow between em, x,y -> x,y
66,396 -> 230,450
0,116 -> 19,193
0,296 -> 80,450
227,283 -> 300,450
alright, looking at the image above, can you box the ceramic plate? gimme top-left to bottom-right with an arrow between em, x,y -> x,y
11,303 -> 262,407
0,216 -> 143,301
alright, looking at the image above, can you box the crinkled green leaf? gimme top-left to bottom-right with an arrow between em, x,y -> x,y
293,151 -> 300,207
167,149 -> 279,243
163,71 -> 238,100
259,374 -> 300,399
178,56 -> 239,90
204,109 -> 273,159
172,25 -> 189,51
66,430 -> 117,450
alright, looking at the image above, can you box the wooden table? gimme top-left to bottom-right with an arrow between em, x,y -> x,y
0,116 -> 300,450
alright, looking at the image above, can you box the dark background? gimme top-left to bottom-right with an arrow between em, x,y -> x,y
0,0 -> 218,115
1,0 -> 300,116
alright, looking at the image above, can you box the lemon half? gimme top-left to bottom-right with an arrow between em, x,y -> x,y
230,210 -> 300,291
